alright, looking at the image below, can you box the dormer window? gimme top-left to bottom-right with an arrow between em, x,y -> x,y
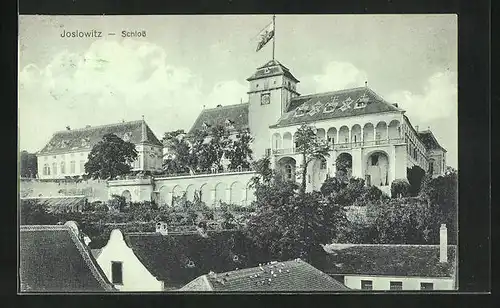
202,122 -> 211,130
323,96 -> 339,113
123,132 -> 131,142
294,105 -> 309,117
354,94 -> 369,109
81,138 -> 90,147
224,119 -> 234,128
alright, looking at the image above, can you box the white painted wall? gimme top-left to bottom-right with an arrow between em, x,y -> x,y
95,229 -> 164,292
344,275 -> 455,291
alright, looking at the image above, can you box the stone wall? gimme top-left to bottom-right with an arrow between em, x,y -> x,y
19,179 -> 109,202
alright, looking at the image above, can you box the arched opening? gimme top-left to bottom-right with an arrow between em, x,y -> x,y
272,133 -> 282,150
310,157 -> 328,191
365,151 -> 390,187
283,132 -> 293,150
316,128 -> 326,141
388,120 -> 401,140
351,124 -> 362,144
375,122 -> 388,144
159,186 -> 169,206
230,181 -> 244,205
336,153 -> 353,180
363,123 -> 374,143
214,183 -> 227,206
122,190 -> 132,204
172,185 -> 184,206
200,184 -> 211,206
293,132 -> 299,149
339,126 -> 349,144
277,156 -> 297,182
327,127 -> 337,145
185,184 -> 195,202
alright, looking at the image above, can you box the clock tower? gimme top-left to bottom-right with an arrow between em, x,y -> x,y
247,60 -> 300,158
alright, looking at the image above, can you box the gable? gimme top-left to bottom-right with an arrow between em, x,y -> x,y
272,87 -> 402,128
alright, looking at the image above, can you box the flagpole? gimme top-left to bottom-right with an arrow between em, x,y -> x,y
272,15 -> 276,60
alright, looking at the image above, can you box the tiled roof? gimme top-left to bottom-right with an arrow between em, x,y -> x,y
38,120 -> 162,155
180,259 -> 349,292
247,60 -> 300,83
323,244 -> 457,278
123,230 -> 257,290
20,196 -> 87,213
271,87 -> 403,128
188,104 -> 249,135
19,225 -> 115,292
418,130 -> 447,152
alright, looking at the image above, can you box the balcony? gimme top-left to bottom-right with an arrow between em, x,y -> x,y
272,138 -> 405,155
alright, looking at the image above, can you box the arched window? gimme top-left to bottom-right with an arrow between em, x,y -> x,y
60,162 -> 66,174
320,159 -> 327,170
70,161 -> 76,173
43,164 -> 50,175
285,164 -> 293,180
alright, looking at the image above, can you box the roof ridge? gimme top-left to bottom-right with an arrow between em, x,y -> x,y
54,120 -> 143,134
293,86 -> 367,100
204,103 -> 249,112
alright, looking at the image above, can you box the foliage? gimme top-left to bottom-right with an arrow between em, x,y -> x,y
226,129 -> 254,170
335,154 -> 352,182
407,165 -> 426,196
250,157 -> 274,187
84,133 -> 138,180
163,125 -> 254,174
108,194 -> 126,212
391,179 -> 411,198
320,176 -> 347,196
294,124 -> 331,194
20,199 -> 58,225
20,151 -> 38,178
245,171 -> 347,265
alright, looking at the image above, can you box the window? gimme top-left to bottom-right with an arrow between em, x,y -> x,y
111,262 -> 123,285
261,93 -> 270,105
420,282 -> 433,290
390,281 -> 403,290
371,155 -> 379,166
60,162 -> 66,174
43,164 -> 50,175
361,280 -> 373,290
52,163 -> 57,175
320,159 -> 327,170
70,161 -> 76,173
284,164 -> 293,180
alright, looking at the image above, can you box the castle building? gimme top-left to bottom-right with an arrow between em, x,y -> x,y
105,59 -> 446,204
187,60 -> 446,195
36,119 -> 163,180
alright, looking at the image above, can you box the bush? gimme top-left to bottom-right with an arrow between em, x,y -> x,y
109,194 -> 126,212
391,179 -> 410,198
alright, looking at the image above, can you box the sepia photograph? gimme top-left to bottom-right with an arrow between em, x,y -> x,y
18,14 -> 458,293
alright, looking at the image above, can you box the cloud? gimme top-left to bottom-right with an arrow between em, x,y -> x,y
387,71 -> 457,121
301,61 -> 368,94
388,71 -> 458,168
18,39 -> 247,152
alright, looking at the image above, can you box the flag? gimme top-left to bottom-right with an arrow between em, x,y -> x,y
255,21 -> 275,52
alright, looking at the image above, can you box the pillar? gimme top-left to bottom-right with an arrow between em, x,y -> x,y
211,188 -> 217,207
351,148 -> 363,179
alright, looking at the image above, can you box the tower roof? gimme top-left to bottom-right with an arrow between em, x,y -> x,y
247,59 -> 300,83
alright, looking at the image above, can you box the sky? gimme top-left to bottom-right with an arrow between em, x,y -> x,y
18,14 -> 458,168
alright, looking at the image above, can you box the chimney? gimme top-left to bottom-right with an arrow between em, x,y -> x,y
440,224 -> 448,263
66,126 -> 71,130
156,222 -> 168,235
217,104 -> 223,108
415,125 -> 419,132
392,103 -> 398,108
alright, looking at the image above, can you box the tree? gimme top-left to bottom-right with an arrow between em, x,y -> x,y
20,199 -> 57,225
206,124 -> 232,171
245,159 -> 347,266
20,151 -> 38,178
294,124 -> 331,194
391,179 -> 411,198
84,133 -> 138,180
407,165 -> 426,196
226,129 -> 253,170
162,130 -> 197,174
335,154 -> 352,182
